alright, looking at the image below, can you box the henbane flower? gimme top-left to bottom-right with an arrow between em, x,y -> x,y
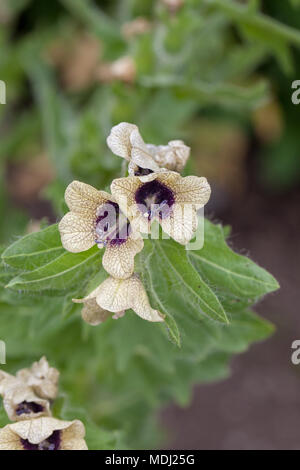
16,356 -> 59,401
111,171 -> 211,245
59,181 -> 143,279
106,122 -> 190,175
73,274 -> 164,323
0,417 -> 88,450
0,371 -> 51,421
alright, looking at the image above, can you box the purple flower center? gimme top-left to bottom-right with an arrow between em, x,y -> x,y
135,179 -> 175,220
134,166 -> 153,176
16,401 -> 44,416
95,201 -> 131,247
21,430 -> 61,451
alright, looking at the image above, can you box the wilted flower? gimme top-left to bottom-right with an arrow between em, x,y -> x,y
74,274 -> 164,323
0,417 -> 88,450
0,372 -> 51,421
111,171 -> 211,245
16,357 -> 59,401
59,181 -> 144,280
96,56 -> 136,84
121,17 -> 152,40
107,122 -> 190,175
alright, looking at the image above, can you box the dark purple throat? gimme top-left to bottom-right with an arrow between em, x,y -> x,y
135,179 -> 175,220
95,201 -> 131,247
21,430 -> 61,451
16,401 -> 44,416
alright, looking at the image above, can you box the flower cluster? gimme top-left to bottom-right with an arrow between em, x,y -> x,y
59,123 -> 211,325
0,358 -> 87,450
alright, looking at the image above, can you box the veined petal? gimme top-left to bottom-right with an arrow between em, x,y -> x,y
130,129 -> 160,172
0,426 -> 23,450
106,122 -> 138,160
6,417 -> 87,450
65,180 -> 109,216
161,202 -> 198,245
102,234 -> 144,279
16,357 -> 59,401
110,176 -> 141,217
59,212 -> 96,253
96,275 -> 164,322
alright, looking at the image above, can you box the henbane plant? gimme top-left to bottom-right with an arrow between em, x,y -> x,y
0,123 -> 279,450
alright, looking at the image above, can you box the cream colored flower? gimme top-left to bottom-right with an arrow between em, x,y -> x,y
111,171 -> 211,245
74,275 -> 164,323
58,181 -> 144,279
0,417 -> 88,450
16,357 -> 59,401
107,122 -> 190,175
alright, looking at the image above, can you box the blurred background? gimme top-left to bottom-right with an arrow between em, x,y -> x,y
0,0 -> 300,449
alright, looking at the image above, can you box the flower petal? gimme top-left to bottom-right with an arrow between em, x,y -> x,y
96,275 -> 164,322
59,211 -> 96,253
60,420 -> 88,450
102,234 -> 144,279
64,180 -> 109,216
0,371 -> 15,395
3,383 -> 51,421
161,202 -> 198,245
0,426 -> 23,450
106,122 -> 138,160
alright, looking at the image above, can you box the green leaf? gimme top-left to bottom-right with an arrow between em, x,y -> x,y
6,245 -> 103,292
2,224 -> 64,270
189,219 -> 279,301
210,0 -> 300,47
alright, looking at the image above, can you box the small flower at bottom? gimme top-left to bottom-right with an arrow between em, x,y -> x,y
73,274 -> 164,324
58,181 -> 144,279
0,371 -> 51,421
0,417 -> 88,450
111,171 -> 211,245
16,356 -> 59,401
